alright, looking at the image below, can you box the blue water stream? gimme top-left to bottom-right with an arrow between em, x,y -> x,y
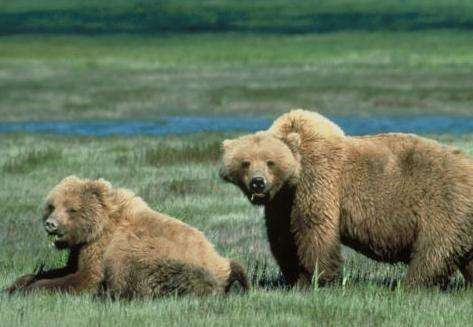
0,116 -> 472,136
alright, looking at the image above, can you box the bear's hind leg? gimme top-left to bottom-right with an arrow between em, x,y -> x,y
117,259 -> 222,298
404,242 -> 457,288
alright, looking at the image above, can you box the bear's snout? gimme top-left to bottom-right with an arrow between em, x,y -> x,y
249,176 -> 266,194
218,166 -> 231,182
44,218 -> 59,234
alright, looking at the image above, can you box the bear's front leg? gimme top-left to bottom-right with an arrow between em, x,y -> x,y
3,274 -> 37,294
23,271 -> 98,294
3,264 -> 71,294
290,206 -> 343,287
403,237 -> 458,288
266,229 -> 303,286
293,229 -> 342,286
265,209 -> 303,286
4,250 -> 82,294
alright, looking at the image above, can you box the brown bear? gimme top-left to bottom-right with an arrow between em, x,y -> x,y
219,109 -> 473,288
5,176 -> 248,297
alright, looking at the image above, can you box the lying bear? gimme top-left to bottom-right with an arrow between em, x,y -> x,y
219,109 -> 473,288
5,176 -> 248,297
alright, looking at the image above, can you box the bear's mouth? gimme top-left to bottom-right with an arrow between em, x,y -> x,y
249,192 -> 269,205
250,193 -> 266,201
47,231 -> 66,247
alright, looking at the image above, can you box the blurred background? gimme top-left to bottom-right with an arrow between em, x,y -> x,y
0,0 -> 472,126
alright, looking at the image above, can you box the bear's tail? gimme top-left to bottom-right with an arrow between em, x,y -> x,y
225,260 -> 249,293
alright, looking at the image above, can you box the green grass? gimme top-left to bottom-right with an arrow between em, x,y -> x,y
1,31 -> 473,121
1,133 -> 473,326
2,147 -> 62,174
0,0 -> 473,33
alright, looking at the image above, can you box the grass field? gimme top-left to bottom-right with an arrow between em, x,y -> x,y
1,31 -> 473,121
0,133 -> 473,326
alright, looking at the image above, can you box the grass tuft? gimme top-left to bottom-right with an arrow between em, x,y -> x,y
144,142 -> 221,166
2,147 -> 62,174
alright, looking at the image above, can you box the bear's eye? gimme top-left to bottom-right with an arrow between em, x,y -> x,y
241,160 -> 251,168
267,160 -> 275,168
46,204 -> 54,212
67,208 -> 78,214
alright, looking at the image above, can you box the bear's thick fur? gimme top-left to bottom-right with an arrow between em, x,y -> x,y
5,176 -> 248,297
220,109 -> 473,287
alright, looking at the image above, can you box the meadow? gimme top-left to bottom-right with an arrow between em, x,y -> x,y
1,133 -> 473,326
1,31 -> 473,122
1,23 -> 473,327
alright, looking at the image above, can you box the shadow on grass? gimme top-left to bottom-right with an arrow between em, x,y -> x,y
249,260 -> 470,291
249,261 -> 287,290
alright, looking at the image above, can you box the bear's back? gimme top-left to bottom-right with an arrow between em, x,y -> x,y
339,132 -> 473,262
106,207 -> 231,283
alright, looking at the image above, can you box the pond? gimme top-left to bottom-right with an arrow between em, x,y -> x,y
0,116 -> 472,136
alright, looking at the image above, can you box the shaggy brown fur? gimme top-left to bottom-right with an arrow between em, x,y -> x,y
220,109 -> 473,288
5,176 -> 248,297
98,259 -> 221,299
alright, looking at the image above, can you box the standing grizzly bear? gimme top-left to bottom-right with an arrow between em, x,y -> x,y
5,176 -> 248,297
219,109 -> 473,288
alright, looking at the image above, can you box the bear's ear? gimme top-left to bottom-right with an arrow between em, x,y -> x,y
83,178 -> 112,204
283,132 -> 301,155
221,139 -> 235,152
62,175 -> 82,184
218,165 -> 232,183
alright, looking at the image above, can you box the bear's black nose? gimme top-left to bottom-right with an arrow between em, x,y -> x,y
249,177 -> 266,193
44,219 -> 58,233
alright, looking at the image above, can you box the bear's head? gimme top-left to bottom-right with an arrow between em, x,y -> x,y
42,176 -> 112,249
219,131 -> 301,206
